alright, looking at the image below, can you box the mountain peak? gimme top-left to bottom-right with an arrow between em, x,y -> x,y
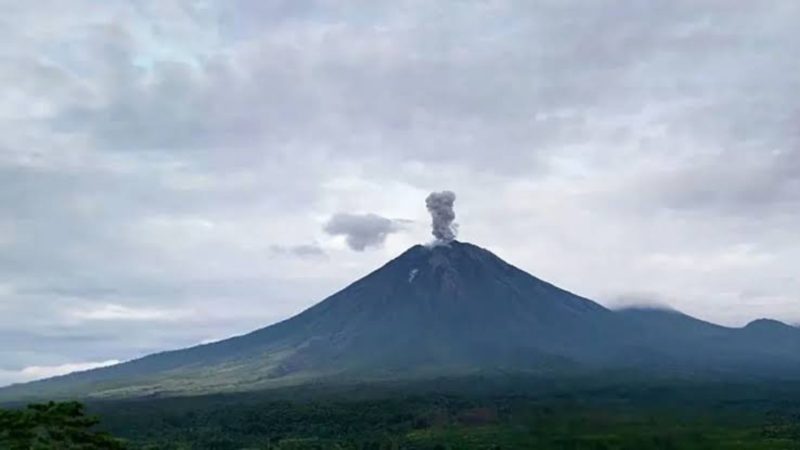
408,240 -> 512,270
746,318 -> 787,327
743,318 -> 795,333
374,240 -> 523,300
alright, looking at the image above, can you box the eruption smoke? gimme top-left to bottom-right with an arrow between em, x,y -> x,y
425,191 -> 457,244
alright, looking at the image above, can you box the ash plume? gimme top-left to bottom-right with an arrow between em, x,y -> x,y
425,191 -> 458,244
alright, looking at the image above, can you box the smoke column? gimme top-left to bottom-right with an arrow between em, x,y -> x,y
425,191 -> 457,244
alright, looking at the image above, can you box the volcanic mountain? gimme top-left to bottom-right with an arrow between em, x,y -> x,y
2,241 -> 799,401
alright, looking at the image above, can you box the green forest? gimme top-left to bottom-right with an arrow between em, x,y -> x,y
3,378 -> 800,449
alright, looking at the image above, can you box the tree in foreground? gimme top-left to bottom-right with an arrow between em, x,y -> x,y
0,401 -> 126,449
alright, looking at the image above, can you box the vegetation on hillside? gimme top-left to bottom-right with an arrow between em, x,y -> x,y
0,401 -> 126,449
3,378 -> 800,449
87,379 -> 800,449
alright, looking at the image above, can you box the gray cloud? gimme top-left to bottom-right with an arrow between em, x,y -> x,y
323,213 -> 407,251
270,243 -> 327,258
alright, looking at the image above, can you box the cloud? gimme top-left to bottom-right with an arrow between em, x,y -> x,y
68,303 -> 184,321
270,243 -> 327,258
324,213 -> 408,251
0,360 -> 120,387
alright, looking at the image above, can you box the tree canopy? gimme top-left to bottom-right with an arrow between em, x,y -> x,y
0,401 -> 126,449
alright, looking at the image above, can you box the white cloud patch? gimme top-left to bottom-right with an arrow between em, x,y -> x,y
69,303 -> 184,321
0,360 -> 120,387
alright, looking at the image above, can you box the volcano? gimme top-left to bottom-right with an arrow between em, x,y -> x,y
2,241 -> 799,401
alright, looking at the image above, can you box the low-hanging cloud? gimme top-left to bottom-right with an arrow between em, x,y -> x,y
270,243 -> 327,258
0,360 -> 120,387
323,213 -> 407,251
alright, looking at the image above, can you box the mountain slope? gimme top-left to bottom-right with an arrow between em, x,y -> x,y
617,307 -> 800,376
2,241 -> 799,401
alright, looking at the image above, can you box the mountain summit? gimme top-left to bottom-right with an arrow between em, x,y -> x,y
2,241 -> 799,400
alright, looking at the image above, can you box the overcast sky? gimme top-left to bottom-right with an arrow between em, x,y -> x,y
1,0 -> 799,386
